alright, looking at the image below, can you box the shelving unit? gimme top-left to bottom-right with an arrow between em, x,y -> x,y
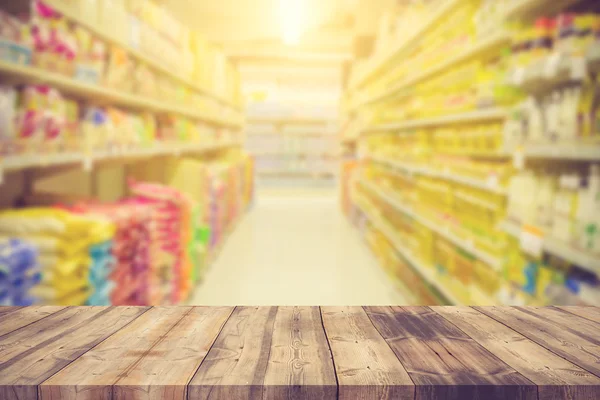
365,108 -> 509,133
499,220 -> 600,275
247,115 -> 338,187
360,179 -> 503,270
369,156 -> 508,195
348,0 -> 462,92
356,202 -> 465,305
0,61 -> 242,128
352,32 -> 511,108
43,0 -> 240,110
341,0 -> 600,307
0,0 -> 251,308
2,140 -> 241,174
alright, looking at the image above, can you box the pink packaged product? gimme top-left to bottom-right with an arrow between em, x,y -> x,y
70,201 -> 153,306
128,180 -> 190,304
31,1 -> 78,76
15,85 -> 68,154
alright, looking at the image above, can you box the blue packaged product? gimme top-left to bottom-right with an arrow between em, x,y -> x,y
0,238 -> 39,305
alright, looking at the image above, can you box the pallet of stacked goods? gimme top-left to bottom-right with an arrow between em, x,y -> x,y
0,1 -> 251,306
343,0 -> 600,306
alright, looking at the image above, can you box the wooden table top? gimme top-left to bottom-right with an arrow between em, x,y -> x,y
0,306 -> 599,399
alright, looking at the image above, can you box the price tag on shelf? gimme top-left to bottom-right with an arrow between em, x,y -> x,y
512,67 -> 525,85
83,154 -> 93,172
520,224 -> 544,259
513,146 -> 524,170
543,52 -> 562,78
486,174 -> 499,189
570,57 -> 587,80
40,153 -> 49,167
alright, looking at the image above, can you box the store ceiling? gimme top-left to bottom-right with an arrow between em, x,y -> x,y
161,0 -> 392,62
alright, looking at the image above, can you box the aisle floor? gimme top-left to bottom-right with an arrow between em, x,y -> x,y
190,189 -> 408,305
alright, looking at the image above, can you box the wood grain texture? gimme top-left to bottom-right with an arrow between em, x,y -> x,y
0,306 -> 21,318
188,306 -> 278,400
321,306 -> 414,400
434,306 -> 600,400
556,306 -> 600,323
365,306 -> 536,400
0,306 -> 65,337
40,306 -> 196,400
114,306 -> 233,400
0,306 -> 147,400
262,307 -> 337,400
475,306 -> 600,378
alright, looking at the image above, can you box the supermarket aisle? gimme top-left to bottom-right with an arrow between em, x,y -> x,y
190,190 -> 407,305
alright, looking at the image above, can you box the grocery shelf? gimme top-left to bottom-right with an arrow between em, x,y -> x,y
257,170 -> 337,178
356,32 -> 511,107
500,220 -> 600,275
349,0 -> 462,91
0,61 -> 243,128
247,117 -> 337,125
370,156 -> 508,195
503,0 -> 581,21
2,141 -> 240,174
44,0 -> 240,111
349,216 -> 419,305
522,143 -> 600,161
509,44 -> 600,91
365,108 -> 509,133
360,179 -> 503,270
356,203 -> 464,305
253,152 -> 339,158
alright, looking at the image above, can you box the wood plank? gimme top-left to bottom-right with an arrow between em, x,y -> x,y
516,306 -> 600,331
188,306 -> 278,399
41,306 -> 227,400
321,306 -> 414,400
0,306 -> 65,337
555,306 -> 600,324
262,306 -> 337,400
365,306 -> 536,400
434,306 -> 600,400
475,306 -> 600,378
0,306 -> 147,400
0,306 -> 21,318
114,306 -> 233,399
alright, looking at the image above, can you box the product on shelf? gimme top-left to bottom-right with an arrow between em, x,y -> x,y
0,8 -> 32,65
87,239 -> 115,305
129,180 -> 194,304
0,208 -> 113,305
0,238 -> 40,306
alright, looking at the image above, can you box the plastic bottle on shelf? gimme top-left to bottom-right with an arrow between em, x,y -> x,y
577,164 -> 600,254
552,172 -> 581,243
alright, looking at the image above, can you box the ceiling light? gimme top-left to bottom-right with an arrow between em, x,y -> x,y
279,0 -> 306,45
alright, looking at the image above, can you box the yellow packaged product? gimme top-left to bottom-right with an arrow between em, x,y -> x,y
473,260 -> 501,296
0,208 -> 92,239
39,253 -> 92,278
0,234 -> 89,258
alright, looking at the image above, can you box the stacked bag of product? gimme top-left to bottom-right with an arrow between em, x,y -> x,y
129,181 -> 194,304
67,201 -> 154,306
87,239 -> 115,305
0,238 -> 40,306
0,208 -> 114,305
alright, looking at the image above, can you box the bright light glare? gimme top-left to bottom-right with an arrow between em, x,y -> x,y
279,0 -> 306,45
